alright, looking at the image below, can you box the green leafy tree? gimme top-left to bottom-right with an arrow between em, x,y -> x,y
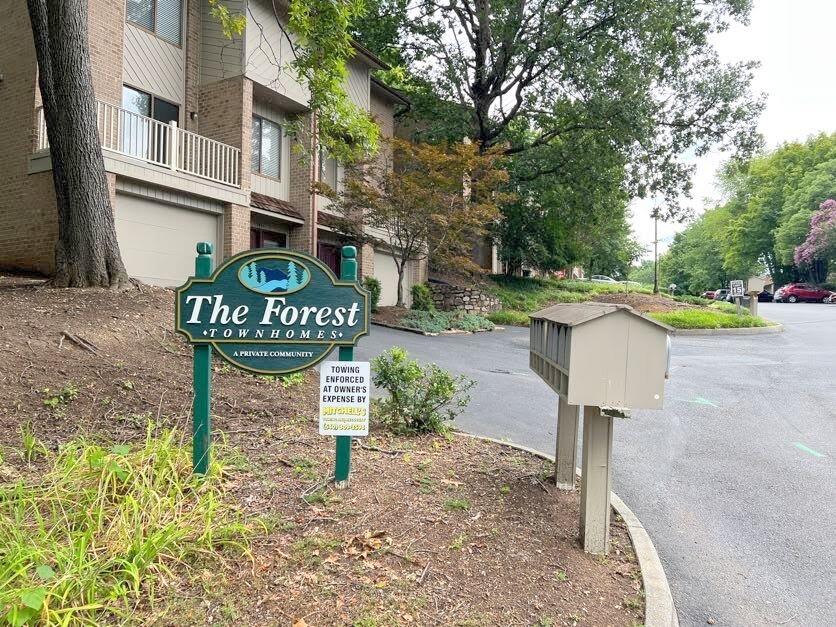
356,0 -> 763,207
722,133 -> 836,285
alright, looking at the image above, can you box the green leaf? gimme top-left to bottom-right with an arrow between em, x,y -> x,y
35,564 -> 55,581
4,605 -> 38,627
108,461 -> 128,482
110,444 -> 130,456
20,588 -> 46,610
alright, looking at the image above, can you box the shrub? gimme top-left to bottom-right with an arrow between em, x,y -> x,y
362,276 -> 381,312
0,428 -> 256,625
453,313 -> 494,332
400,310 -> 494,333
400,310 -> 452,333
371,347 -> 475,434
410,283 -> 435,311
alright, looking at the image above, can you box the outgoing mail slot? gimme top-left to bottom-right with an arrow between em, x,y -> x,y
529,302 -> 672,410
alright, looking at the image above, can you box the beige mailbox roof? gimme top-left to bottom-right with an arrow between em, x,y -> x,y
530,302 -> 673,331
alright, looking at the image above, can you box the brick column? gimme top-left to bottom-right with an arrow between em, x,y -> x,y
359,243 -> 375,278
223,204 -> 250,257
184,0 -> 202,133
88,0 -> 125,105
287,115 -> 316,254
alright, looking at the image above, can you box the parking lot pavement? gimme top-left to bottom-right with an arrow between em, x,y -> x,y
353,303 -> 836,626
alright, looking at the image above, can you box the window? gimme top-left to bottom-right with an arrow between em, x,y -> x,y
126,0 -> 182,45
319,148 -> 338,191
121,85 -> 179,162
251,228 -> 287,249
252,116 -> 282,179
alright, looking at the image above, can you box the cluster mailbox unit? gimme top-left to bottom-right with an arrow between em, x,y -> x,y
529,303 -> 671,554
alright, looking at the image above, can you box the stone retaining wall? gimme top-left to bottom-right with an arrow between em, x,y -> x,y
429,283 -> 502,314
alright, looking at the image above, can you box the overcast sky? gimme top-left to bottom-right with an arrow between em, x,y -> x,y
632,0 -> 836,261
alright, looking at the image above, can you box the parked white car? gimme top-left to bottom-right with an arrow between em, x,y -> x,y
589,275 -> 618,284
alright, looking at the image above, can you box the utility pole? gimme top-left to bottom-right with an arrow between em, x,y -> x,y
652,208 -> 659,294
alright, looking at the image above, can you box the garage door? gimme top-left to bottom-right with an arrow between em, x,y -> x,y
374,250 -> 413,307
114,194 -> 219,286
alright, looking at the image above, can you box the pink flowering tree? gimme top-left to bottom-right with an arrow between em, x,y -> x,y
794,199 -> 836,282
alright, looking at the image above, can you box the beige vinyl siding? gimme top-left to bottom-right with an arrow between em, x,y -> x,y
123,23 -> 185,108
245,0 -> 309,106
345,59 -> 370,111
200,0 -> 245,84
251,101 -> 291,200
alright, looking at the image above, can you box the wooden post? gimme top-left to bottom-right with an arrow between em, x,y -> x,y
554,396 -> 580,490
748,293 -> 758,317
192,242 -> 213,474
579,405 -> 614,554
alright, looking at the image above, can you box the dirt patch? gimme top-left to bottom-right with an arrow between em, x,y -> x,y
372,305 -> 412,327
0,276 -> 644,626
592,292 -> 694,314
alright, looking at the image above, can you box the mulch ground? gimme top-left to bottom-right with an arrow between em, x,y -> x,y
0,275 -> 644,626
371,306 -> 412,327
592,292 -> 694,314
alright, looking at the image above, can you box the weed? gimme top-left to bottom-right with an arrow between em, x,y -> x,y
292,457 -> 319,481
650,309 -> 769,329
499,485 -> 511,495
443,498 -> 471,512
0,428 -> 257,625
120,379 -> 135,390
41,384 -> 78,410
554,570 -> 568,582
623,592 -> 644,610
418,475 -> 434,494
449,534 -> 466,550
535,618 -> 556,627
279,372 -> 306,388
19,422 -> 47,462
292,535 -> 341,565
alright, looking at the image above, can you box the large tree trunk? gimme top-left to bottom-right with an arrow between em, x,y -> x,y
27,0 -> 131,289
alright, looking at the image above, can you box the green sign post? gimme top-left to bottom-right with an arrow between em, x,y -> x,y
176,243 -> 369,479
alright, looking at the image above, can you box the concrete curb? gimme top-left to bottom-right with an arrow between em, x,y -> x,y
455,432 -> 679,627
671,323 -> 783,336
371,321 -> 502,336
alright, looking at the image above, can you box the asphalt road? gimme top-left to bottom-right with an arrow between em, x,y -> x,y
352,303 -> 836,627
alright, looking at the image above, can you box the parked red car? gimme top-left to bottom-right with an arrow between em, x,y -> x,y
701,290 -> 716,299
773,283 -> 833,303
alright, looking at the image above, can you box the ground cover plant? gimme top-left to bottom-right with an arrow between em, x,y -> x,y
0,276 -> 645,625
399,310 -> 494,333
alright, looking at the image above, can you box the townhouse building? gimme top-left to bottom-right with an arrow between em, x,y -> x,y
0,0 -> 425,306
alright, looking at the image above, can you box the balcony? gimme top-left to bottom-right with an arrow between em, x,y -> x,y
35,101 -> 241,188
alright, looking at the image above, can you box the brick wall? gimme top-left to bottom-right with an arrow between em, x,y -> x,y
88,0 -> 125,105
359,243 -> 375,278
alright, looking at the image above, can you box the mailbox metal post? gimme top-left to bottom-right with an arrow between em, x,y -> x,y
554,396 -> 580,490
334,245 -> 358,490
579,405 -> 615,554
192,242 -> 214,474
748,293 -> 759,317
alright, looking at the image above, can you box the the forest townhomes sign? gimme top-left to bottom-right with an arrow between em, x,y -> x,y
175,249 -> 369,375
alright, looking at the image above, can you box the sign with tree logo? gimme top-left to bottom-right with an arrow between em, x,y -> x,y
176,249 -> 368,374
176,243 -> 368,483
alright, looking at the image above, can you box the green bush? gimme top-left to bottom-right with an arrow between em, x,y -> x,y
371,347 -> 475,434
400,310 -> 494,333
410,283 -> 435,311
486,275 -> 650,313
487,309 -> 531,327
362,276 -> 381,312
400,310 -> 452,333
454,313 -> 495,332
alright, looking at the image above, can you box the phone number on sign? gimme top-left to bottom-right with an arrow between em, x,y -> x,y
322,422 -> 367,432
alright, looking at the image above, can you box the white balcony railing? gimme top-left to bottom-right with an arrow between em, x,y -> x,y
35,101 -> 241,188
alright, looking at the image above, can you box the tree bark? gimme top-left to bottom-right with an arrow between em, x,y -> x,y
28,0 -> 131,289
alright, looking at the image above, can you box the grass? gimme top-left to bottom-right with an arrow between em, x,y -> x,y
484,276 -> 652,327
0,427 -> 258,625
649,309 -> 770,329
399,310 -> 494,333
